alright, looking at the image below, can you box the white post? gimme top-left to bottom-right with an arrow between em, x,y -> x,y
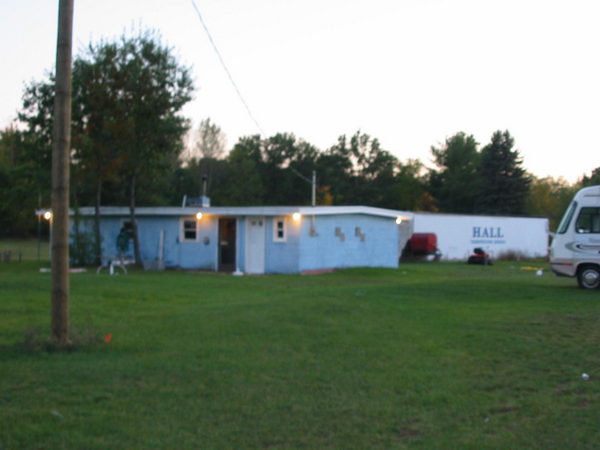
311,170 -> 316,207
158,229 -> 165,262
310,170 -> 317,236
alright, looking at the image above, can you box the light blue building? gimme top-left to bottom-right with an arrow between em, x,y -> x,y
74,206 -> 413,274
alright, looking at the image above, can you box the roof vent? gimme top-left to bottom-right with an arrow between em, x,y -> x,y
182,195 -> 210,208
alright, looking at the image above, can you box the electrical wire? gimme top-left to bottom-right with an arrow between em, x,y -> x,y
190,0 -> 265,136
289,165 -> 312,184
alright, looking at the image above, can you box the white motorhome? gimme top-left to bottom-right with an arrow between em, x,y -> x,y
550,185 -> 600,289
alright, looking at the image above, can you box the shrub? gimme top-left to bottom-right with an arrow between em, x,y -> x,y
496,249 -> 529,261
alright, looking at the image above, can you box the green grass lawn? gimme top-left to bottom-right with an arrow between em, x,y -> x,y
1,260 -> 599,449
0,238 -> 50,262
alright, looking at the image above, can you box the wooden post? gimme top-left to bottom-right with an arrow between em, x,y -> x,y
50,0 -> 74,345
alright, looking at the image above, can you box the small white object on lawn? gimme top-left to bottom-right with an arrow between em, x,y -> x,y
582,373 -> 590,381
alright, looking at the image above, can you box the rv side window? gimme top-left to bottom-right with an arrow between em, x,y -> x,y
576,207 -> 600,234
557,201 -> 577,234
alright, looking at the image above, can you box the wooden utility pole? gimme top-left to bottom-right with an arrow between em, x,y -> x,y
50,0 -> 74,345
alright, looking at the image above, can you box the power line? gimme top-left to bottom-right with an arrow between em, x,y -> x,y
190,0 -> 265,136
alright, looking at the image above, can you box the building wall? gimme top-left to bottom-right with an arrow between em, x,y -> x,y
81,214 -> 219,270
298,214 -> 399,272
78,212 -> 401,273
263,216 -> 301,274
412,213 -> 549,260
173,214 -> 218,270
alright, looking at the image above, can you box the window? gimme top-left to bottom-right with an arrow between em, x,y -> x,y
273,217 -> 286,242
557,201 -> 577,234
576,207 -> 600,234
181,218 -> 198,242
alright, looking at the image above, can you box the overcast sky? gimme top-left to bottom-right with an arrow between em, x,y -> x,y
1,0 -> 598,182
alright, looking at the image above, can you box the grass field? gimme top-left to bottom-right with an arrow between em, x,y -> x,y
1,260 -> 600,449
0,238 -> 50,262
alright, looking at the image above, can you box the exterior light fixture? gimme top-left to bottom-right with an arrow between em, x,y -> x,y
195,212 -> 204,220
395,216 -> 403,225
43,211 -> 53,221
292,212 -> 301,222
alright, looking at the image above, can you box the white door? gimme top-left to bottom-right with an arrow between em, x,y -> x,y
245,217 -> 265,274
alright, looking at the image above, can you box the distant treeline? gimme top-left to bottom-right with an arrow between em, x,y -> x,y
1,30 -> 598,239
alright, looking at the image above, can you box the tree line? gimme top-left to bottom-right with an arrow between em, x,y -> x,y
1,30 -> 598,248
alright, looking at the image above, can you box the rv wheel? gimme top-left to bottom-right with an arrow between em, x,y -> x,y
577,266 -> 600,290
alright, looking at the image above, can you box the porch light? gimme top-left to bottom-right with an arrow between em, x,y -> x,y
292,212 -> 301,222
195,212 -> 204,220
43,211 -> 53,221
395,216 -> 403,225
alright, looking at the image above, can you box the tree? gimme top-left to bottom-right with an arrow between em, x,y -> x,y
187,118 -> 226,161
71,42 -> 127,262
173,157 -> 229,205
315,149 -> 353,205
394,159 -> 431,211
428,132 -> 480,213
475,130 -> 531,215
206,132 -> 321,206
312,130 -> 432,209
525,176 -> 576,230
580,167 -> 600,187
286,139 -> 320,205
76,31 -> 194,265
0,126 -> 46,237
0,124 -> 21,167
215,136 -> 264,205
182,118 -> 227,198
261,133 -> 319,205
318,132 -> 376,205
17,78 -> 56,204
16,30 -> 193,264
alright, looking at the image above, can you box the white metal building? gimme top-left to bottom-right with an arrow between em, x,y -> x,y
412,212 -> 549,260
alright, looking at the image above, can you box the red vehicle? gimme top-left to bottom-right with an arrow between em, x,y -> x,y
402,233 -> 441,260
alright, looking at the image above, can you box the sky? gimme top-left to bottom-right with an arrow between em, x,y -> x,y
1,0 -> 599,182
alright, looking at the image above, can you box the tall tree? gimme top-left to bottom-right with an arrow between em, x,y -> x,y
71,42 -> 126,262
18,78 -> 56,201
187,118 -> 226,161
428,132 -> 480,213
17,30 -> 193,265
316,138 -> 354,205
215,136 -> 264,205
393,159 -> 430,211
580,167 -> 600,187
0,126 -> 45,237
318,132 -> 375,205
262,133 -> 318,205
183,118 -> 227,198
286,139 -> 320,205
475,130 -> 531,215
79,31 -> 193,265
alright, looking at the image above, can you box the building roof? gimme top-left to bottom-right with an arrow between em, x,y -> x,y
73,205 -> 413,220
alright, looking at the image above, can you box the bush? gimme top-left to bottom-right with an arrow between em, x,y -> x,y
496,249 -> 529,261
70,229 -> 97,266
